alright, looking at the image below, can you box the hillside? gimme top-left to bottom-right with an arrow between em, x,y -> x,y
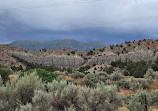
3,39 -> 158,111
85,39 -> 158,66
2,39 -> 158,72
10,39 -> 110,51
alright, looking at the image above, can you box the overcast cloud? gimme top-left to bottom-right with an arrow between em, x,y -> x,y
0,0 -> 158,44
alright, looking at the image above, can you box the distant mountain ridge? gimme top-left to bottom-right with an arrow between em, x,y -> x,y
10,39 -> 110,51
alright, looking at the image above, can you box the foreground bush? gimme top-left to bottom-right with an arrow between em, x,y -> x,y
0,72 -> 42,111
17,83 -> 121,111
81,72 -> 109,87
126,91 -> 149,111
0,71 -> 122,111
80,84 -> 121,111
130,79 -> 149,91
150,90 -> 158,106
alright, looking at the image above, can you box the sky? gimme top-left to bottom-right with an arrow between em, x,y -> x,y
0,0 -> 158,44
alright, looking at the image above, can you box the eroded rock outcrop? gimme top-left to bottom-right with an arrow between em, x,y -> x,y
10,51 -> 84,69
87,50 -> 155,66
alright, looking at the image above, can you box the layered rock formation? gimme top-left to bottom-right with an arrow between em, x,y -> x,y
10,51 -> 84,69
87,50 -> 155,65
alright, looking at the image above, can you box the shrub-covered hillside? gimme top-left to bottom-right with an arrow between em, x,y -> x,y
2,39 -> 158,110
1,64 -> 158,111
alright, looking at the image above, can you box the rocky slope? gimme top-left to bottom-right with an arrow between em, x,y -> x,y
0,45 -> 26,69
10,51 -> 84,69
1,39 -> 158,70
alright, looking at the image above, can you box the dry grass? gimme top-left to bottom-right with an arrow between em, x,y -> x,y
63,76 -> 84,83
119,88 -> 134,95
148,79 -> 158,92
118,107 -> 158,111
150,108 -> 158,111
118,107 -> 129,111
9,74 -> 18,79
124,78 -> 132,82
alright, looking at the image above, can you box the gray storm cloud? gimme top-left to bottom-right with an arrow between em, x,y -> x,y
0,0 -> 158,43
0,0 -> 158,30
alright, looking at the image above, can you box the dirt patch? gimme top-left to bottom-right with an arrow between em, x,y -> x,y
118,107 -> 129,111
9,74 -> 18,79
119,88 -> 134,95
148,79 -> 158,92
64,76 -> 84,83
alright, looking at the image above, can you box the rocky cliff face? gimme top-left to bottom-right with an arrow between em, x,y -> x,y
10,51 -> 84,69
87,50 -> 155,66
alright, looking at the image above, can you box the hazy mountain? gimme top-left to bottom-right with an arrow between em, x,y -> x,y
10,39 -> 110,51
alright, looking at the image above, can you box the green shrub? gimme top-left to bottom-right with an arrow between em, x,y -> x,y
14,72 -> 42,105
131,79 -> 149,91
0,72 -> 123,111
0,72 -> 42,111
144,69 -> 155,79
126,61 -> 148,78
58,75 -> 65,81
66,79 -> 75,83
118,80 -> 130,89
111,60 -> 149,78
0,85 -> 17,111
92,63 -> 96,67
45,81 -> 83,111
97,72 -> 109,82
21,68 -> 57,82
70,71 -> 85,79
78,65 -> 91,73
110,71 -> 123,81
80,78 -> 96,88
124,70 -> 130,76
84,73 -> 98,85
155,72 -> 158,80
152,58 -> 158,71
81,84 -> 121,111
149,90 -> 158,107
124,94 -> 133,105
105,66 -> 115,74
111,60 -> 127,69
0,67 -> 13,83
83,72 -> 109,87
16,104 -> 33,111
126,91 -> 149,111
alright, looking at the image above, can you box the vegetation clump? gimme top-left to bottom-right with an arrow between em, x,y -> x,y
130,79 -> 150,91
0,71 -> 122,111
70,71 -> 85,79
0,66 -> 13,83
125,91 -> 149,111
21,68 -> 57,82
111,60 -> 148,78
105,66 -> 115,74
